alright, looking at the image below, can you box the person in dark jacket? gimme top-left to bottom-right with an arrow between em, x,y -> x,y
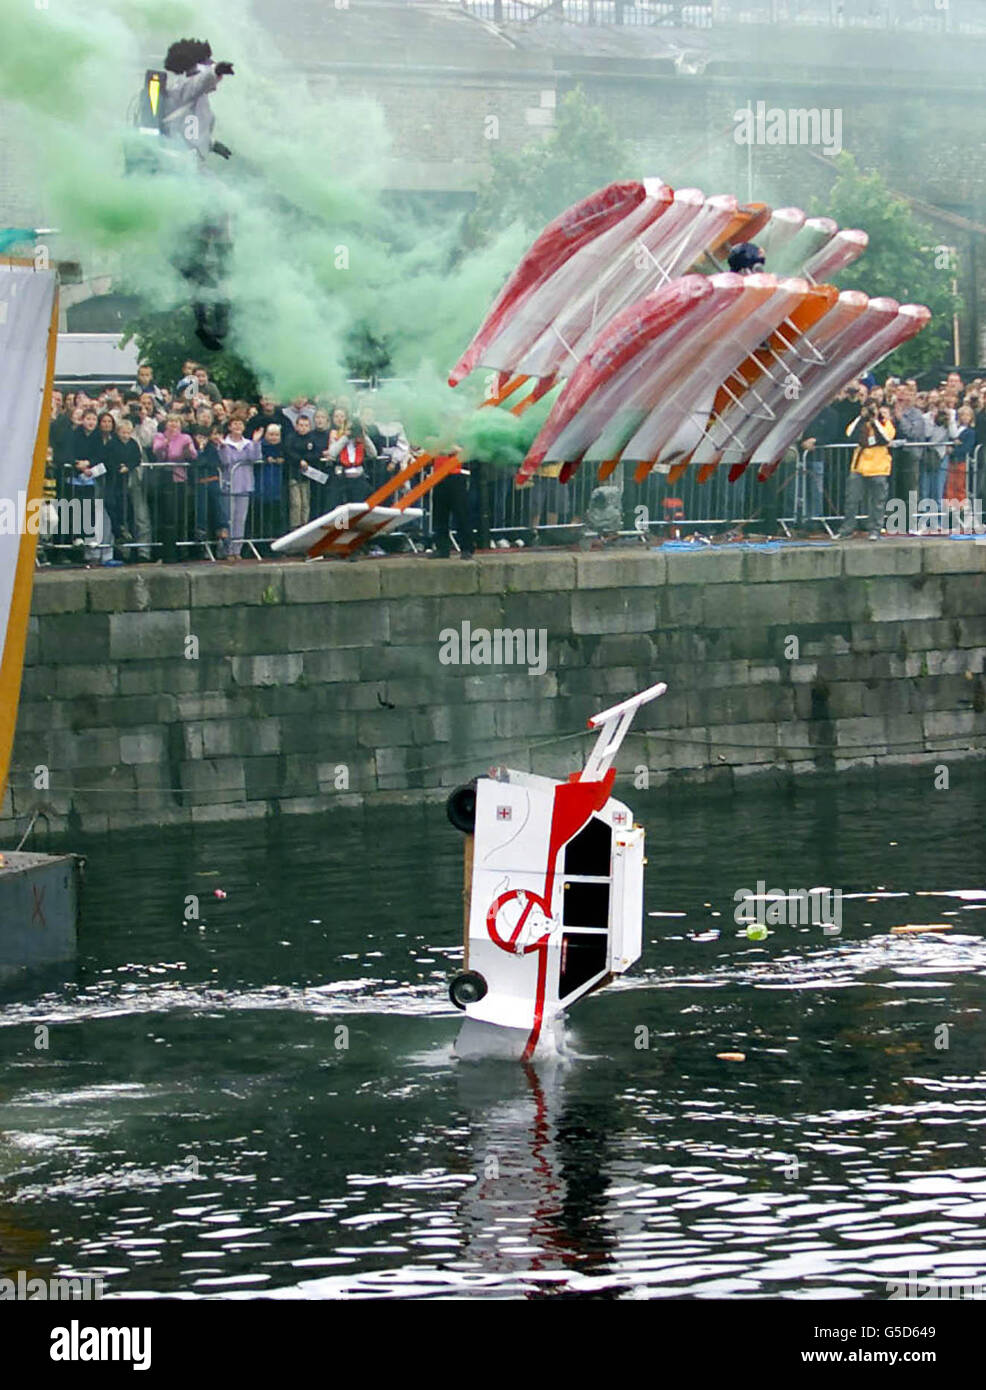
107,417 -> 147,560
189,425 -> 229,557
799,398 -> 842,525
254,423 -> 287,544
430,445 -> 474,559
283,413 -> 323,529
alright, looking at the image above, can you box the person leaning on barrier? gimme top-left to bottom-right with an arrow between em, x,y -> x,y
326,420 -> 377,506
837,402 -> 896,541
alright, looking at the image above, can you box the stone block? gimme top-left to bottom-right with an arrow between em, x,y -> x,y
866,576 -> 943,623
180,757 -> 246,805
574,551 -> 666,589
587,633 -> 659,668
922,541 -> 986,574
499,591 -> 571,636
231,654 -> 304,687
119,729 -> 168,765
743,546 -> 843,583
31,573 -> 88,615
109,609 -> 190,662
176,691 -> 240,721
378,557 -> 476,597
659,583 -> 704,629
826,682 -> 866,719
189,566 -> 284,609
941,573 -> 986,619
355,708 -> 418,748
54,665 -> 118,698
843,542 -> 922,577
38,613 -> 111,665
572,589 -> 656,635
478,554 -> 577,594
87,568 -> 191,612
284,562 -> 382,604
189,800 -> 267,824
300,649 -> 361,684
834,717 -> 887,756
201,718 -> 281,758
665,547 -> 744,585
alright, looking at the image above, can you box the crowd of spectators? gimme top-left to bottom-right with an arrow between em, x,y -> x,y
43,359 -> 986,565
799,370 -> 986,538
46,360 -> 415,564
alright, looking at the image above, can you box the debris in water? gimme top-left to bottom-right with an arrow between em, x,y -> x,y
717,1052 -> 746,1062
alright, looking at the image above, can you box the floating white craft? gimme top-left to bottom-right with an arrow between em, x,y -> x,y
447,683 -> 666,1060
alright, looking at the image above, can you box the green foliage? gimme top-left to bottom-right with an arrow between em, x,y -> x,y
466,88 -> 632,245
121,305 -> 260,399
812,154 -> 961,374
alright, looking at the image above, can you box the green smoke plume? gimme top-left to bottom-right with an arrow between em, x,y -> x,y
0,0 -> 528,443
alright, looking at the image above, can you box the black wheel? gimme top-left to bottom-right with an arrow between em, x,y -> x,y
446,781 -> 477,833
449,970 -> 488,1010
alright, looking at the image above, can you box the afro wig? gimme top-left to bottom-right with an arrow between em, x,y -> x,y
164,38 -> 213,75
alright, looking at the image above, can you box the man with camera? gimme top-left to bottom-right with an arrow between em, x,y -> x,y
836,401 -> 896,540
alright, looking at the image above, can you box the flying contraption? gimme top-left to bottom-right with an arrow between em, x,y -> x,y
449,180 -> 929,487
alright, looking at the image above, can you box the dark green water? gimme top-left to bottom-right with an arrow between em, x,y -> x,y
1,767 -> 985,1299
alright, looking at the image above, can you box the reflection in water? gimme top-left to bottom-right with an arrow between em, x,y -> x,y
0,767 -> 984,1298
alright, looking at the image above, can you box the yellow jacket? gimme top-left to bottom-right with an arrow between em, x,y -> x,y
847,414 -> 895,476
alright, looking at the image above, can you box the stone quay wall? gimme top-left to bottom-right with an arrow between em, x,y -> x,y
2,540 -> 985,839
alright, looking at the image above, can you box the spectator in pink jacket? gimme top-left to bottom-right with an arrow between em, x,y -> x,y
151,414 -> 197,563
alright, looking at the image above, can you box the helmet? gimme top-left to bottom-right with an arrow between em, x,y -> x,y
727,242 -> 766,274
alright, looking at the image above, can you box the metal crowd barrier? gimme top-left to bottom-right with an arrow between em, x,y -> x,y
37,441 -> 984,566
797,441 -> 982,536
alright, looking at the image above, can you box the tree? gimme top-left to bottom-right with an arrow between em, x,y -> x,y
812,154 -> 961,376
121,305 -> 260,399
465,88 -> 633,246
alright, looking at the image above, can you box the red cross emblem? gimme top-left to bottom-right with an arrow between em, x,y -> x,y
496,806 -> 512,821
613,811 -> 628,825
31,884 -> 47,929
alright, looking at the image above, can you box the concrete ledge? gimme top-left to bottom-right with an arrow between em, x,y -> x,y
479,553 -> 577,593
286,562 -> 382,603
31,571 -> 90,615
189,566 -> 285,608
574,551 -> 667,589
844,542 -> 923,577
87,568 -> 191,612
664,547 -> 744,585
922,540 -> 986,574
379,557 -> 477,597
743,547 -> 843,584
